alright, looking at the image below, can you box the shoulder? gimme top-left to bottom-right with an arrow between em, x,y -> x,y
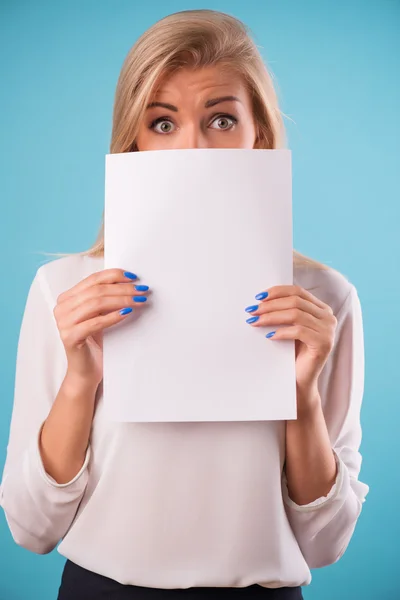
293,263 -> 355,317
36,254 -> 104,308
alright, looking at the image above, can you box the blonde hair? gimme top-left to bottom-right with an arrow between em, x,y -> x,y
51,9 -> 329,270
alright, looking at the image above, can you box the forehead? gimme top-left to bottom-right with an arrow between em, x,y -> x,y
152,66 -> 247,98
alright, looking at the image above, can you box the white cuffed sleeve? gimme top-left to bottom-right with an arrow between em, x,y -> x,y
0,266 -> 91,554
282,284 -> 369,568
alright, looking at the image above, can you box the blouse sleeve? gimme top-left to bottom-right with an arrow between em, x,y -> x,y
0,266 -> 91,554
281,284 -> 369,568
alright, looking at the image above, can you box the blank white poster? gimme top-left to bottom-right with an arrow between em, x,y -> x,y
103,148 -> 296,422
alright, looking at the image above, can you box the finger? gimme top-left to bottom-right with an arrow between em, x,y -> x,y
257,285 -> 328,310
62,281 -> 150,313
248,295 -> 324,320
63,308 -> 134,348
62,294 -> 147,328
266,324 -> 320,346
57,268 -> 140,303
248,307 -> 321,334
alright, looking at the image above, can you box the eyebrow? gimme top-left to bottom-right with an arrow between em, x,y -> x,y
146,96 -> 241,112
205,96 -> 241,108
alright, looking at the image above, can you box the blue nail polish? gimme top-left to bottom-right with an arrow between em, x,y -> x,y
255,291 -> 269,301
133,296 -> 147,302
134,285 -> 149,291
246,316 -> 259,324
245,305 -> 258,313
120,307 -> 133,315
124,271 -> 138,280
266,331 -> 276,338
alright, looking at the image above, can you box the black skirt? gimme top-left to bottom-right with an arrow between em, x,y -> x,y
57,560 -> 304,600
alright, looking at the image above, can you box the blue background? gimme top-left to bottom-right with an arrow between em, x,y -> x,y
1,1 -> 399,598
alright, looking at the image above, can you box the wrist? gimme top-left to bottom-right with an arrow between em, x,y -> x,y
63,370 -> 100,397
295,385 -> 322,421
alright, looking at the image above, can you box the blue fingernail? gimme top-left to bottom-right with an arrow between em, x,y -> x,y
246,316 -> 259,324
134,285 -> 149,291
255,291 -> 269,300
265,331 -> 276,338
133,296 -> 147,302
124,271 -> 138,280
245,305 -> 258,313
120,307 -> 133,315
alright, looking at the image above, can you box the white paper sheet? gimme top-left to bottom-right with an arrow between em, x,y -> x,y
103,148 -> 295,422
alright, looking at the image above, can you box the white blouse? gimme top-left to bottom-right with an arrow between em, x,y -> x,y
0,254 -> 369,589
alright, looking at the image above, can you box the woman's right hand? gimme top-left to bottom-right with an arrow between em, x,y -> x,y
53,268 -> 148,389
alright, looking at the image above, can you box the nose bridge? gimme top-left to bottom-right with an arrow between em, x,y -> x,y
180,121 -> 207,149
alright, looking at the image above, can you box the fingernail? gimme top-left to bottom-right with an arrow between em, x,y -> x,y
133,296 -> 147,303
265,331 -> 276,338
120,307 -> 133,315
246,316 -> 259,324
134,285 -> 149,291
245,305 -> 258,313
255,291 -> 269,301
124,271 -> 138,280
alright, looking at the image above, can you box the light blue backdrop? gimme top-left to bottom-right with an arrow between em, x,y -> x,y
1,1 -> 399,598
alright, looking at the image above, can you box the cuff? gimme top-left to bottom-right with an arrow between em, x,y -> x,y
34,421 -> 91,489
282,450 -> 345,511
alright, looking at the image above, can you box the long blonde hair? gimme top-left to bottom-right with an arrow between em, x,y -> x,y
61,9 -> 329,270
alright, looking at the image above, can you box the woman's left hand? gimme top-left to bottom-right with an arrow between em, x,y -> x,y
245,285 -> 337,409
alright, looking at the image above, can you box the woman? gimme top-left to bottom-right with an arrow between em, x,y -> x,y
0,9 -> 369,600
